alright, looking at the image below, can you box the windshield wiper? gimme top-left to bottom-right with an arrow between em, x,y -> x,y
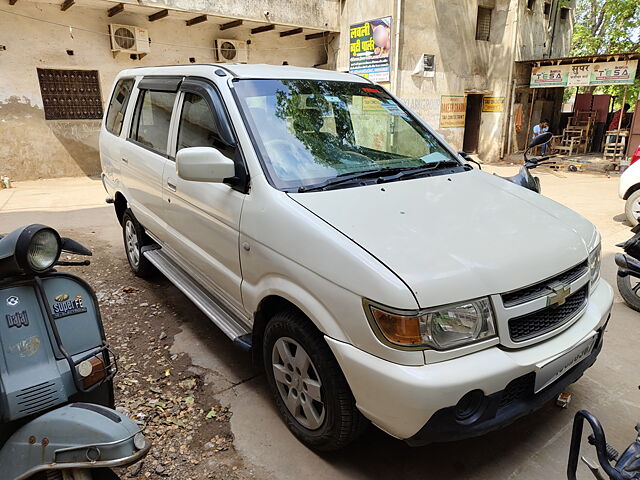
391,160 -> 463,180
296,160 -> 463,193
297,166 -> 411,192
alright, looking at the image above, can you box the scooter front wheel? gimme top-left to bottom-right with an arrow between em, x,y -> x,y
30,468 -> 119,480
617,271 -> 640,312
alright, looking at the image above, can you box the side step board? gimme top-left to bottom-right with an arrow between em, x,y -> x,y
143,247 -> 252,350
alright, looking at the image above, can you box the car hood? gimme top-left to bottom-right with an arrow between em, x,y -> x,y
289,169 -> 597,308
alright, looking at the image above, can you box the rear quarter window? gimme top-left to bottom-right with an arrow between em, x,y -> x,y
105,78 -> 134,136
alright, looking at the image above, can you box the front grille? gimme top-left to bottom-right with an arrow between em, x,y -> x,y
502,261 -> 588,307
508,285 -> 588,342
16,381 -> 61,415
498,372 -> 535,408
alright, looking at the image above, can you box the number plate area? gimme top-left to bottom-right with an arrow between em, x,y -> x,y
534,334 -> 597,393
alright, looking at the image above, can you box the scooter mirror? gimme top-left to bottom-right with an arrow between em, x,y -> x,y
60,237 -> 93,256
527,132 -> 553,149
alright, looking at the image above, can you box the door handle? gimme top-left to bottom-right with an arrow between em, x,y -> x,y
166,180 -> 177,192
121,157 -> 128,164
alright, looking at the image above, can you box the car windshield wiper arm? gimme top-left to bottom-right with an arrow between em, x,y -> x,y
297,167 -> 411,192
297,160 -> 462,193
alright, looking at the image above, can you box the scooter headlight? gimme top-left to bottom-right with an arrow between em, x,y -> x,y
26,228 -> 61,272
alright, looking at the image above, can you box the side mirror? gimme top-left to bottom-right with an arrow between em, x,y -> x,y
176,147 -> 236,183
527,132 -> 553,149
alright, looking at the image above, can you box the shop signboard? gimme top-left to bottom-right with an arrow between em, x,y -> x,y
440,95 -> 466,128
589,60 -> 637,85
482,97 -> 505,112
530,60 -> 638,88
349,17 -> 392,83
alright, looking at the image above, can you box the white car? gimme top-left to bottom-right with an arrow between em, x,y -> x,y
100,64 -> 613,450
619,145 -> 640,225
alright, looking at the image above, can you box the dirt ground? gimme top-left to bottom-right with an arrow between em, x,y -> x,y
2,168 -> 640,480
58,233 -> 266,480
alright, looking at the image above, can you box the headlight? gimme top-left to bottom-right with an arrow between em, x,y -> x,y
27,228 -> 61,272
366,298 -> 497,350
588,241 -> 601,288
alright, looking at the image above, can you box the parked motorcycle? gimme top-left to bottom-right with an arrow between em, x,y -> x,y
615,223 -> 640,311
568,410 -> 640,479
0,224 -> 149,480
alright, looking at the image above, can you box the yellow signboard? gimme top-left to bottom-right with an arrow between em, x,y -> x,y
482,97 -> 505,112
440,95 -> 466,128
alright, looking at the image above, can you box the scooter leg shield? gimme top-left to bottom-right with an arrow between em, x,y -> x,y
0,403 -> 149,480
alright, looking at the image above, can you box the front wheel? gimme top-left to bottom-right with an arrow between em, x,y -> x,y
625,190 -> 640,226
31,468 -> 119,480
262,309 -> 367,451
617,272 -> 640,312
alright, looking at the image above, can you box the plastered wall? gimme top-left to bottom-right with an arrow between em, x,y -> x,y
0,0 -> 327,180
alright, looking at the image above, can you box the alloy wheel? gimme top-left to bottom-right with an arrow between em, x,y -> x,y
271,337 -> 325,430
125,219 -> 140,268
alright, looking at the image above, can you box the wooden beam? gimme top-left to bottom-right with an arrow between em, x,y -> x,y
148,9 -> 168,22
186,14 -> 207,26
250,24 -> 275,34
60,0 -> 74,11
280,27 -> 303,38
107,3 -> 124,17
219,19 -> 242,31
305,31 -> 329,40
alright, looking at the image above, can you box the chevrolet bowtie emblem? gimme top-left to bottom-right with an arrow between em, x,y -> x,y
547,285 -> 571,307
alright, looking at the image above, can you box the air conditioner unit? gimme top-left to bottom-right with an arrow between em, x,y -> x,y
109,24 -> 150,55
215,39 -> 248,63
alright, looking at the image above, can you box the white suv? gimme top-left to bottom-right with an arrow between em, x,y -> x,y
100,64 -> 613,450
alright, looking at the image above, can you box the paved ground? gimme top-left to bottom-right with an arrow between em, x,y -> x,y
1,166 -> 639,479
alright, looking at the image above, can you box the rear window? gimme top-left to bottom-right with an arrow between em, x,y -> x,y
129,89 -> 177,155
105,78 -> 134,135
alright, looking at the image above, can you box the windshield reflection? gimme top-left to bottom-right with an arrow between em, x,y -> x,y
234,79 -> 459,191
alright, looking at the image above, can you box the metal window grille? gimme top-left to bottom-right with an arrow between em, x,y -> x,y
476,7 -> 492,42
37,68 -> 103,120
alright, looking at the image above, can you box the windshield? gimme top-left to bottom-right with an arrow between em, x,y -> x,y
233,79 -> 460,191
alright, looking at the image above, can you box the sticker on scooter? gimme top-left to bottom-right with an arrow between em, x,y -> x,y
8,336 -> 41,357
5,296 -> 19,307
6,310 -> 29,328
51,294 -> 88,319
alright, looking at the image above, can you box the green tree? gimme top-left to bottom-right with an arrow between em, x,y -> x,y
570,0 -> 640,107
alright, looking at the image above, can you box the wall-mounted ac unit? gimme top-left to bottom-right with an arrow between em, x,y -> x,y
109,24 -> 150,55
214,39 -> 248,63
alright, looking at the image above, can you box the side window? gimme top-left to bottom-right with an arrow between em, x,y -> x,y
177,92 -> 234,159
129,89 -> 177,155
105,78 -> 134,135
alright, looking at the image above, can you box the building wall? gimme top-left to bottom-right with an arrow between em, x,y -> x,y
141,0 -> 340,30
0,0 -> 327,180
335,0 -> 574,160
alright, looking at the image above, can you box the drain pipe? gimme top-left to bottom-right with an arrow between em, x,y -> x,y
393,0 -> 402,95
500,0 -> 521,159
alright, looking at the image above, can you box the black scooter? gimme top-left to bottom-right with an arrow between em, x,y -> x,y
500,131 -> 555,193
568,410 -> 640,479
615,223 -> 640,311
461,132 -> 555,193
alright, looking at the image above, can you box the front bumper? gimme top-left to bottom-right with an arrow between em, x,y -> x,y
326,279 -> 613,442
406,325 -> 605,445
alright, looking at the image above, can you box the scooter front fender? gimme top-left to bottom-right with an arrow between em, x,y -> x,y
0,403 -> 150,480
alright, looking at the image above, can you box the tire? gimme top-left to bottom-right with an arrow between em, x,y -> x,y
29,468 -> 119,480
122,209 -> 154,278
624,190 -> 640,226
262,309 -> 367,451
617,272 -> 640,312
